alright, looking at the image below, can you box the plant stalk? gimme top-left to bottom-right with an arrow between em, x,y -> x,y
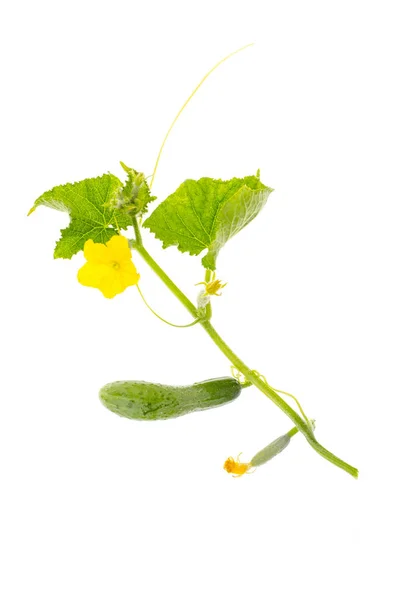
130,235 -> 358,478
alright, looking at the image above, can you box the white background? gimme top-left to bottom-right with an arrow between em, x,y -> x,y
1,1 -> 396,598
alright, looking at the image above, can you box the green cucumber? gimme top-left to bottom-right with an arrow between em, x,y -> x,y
99,377 -> 242,420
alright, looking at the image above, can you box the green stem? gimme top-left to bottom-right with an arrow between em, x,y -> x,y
252,372 -> 312,431
200,320 -> 313,438
287,426 -> 299,439
204,269 -> 213,320
203,323 -> 357,477
132,216 -> 143,247
131,241 -> 198,318
130,238 -> 358,478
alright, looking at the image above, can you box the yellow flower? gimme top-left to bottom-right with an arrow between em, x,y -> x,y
196,272 -> 227,296
77,235 -> 140,298
223,455 -> 253,477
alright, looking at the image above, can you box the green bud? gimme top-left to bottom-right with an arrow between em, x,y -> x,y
104,162 -> 156,216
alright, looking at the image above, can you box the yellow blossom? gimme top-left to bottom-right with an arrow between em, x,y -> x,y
77,235 -> 139,298
223,455 -> 253,477
196,273 -> 227,297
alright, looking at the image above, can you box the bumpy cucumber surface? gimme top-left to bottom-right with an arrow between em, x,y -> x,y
99,377 -> 242,420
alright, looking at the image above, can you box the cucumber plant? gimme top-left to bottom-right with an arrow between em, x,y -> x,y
28,45 -> 358,479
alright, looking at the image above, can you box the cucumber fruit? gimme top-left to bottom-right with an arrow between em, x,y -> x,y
99,377 -> 242,420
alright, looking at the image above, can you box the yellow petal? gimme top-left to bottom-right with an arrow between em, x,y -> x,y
106,235 -> 132,262
78,236 -> 139,298
83,239 -> 110,264
98,272 -> 127,298
223,457 -> 252,476
119,261 -> 140,287
77,263 -> 112,288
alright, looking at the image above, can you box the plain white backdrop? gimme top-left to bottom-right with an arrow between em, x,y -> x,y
1,1 -> 396,598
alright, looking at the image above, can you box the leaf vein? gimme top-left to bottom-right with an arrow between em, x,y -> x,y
161,212 -> 206,248
187,192 -> 211,241
174,207 -> 207,246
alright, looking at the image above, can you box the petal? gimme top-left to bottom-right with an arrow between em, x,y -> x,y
77,263 -> 112,288
83,239 -> 110,264
98,273 -> 127,298
120,261 -> 140,287
106,235 -> 132,262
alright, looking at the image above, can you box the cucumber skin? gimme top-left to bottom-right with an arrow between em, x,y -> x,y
99,377 -> 242,420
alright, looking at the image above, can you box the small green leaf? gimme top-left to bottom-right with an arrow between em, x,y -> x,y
28,174 -> 134,259
143,174 -> 273,269
110,162 -> 156,216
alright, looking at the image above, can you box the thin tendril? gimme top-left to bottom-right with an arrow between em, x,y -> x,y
136,284 -> 200,328
253,371 -> 312,430
150,43 -> 254,190
271,387 -> 311,428
232,367 -> 312,429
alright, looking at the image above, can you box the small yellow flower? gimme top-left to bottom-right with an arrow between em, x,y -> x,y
196,273 -> 227,297
223,455 -> 253,477
77,235 -> 140,299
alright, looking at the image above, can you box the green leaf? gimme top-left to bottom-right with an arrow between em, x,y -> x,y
28,174 -> 135,259
143,174 -> 273,269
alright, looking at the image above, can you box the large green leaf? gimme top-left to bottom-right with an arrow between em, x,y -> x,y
143,174 -> 273,269
28,174 -> 134,258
